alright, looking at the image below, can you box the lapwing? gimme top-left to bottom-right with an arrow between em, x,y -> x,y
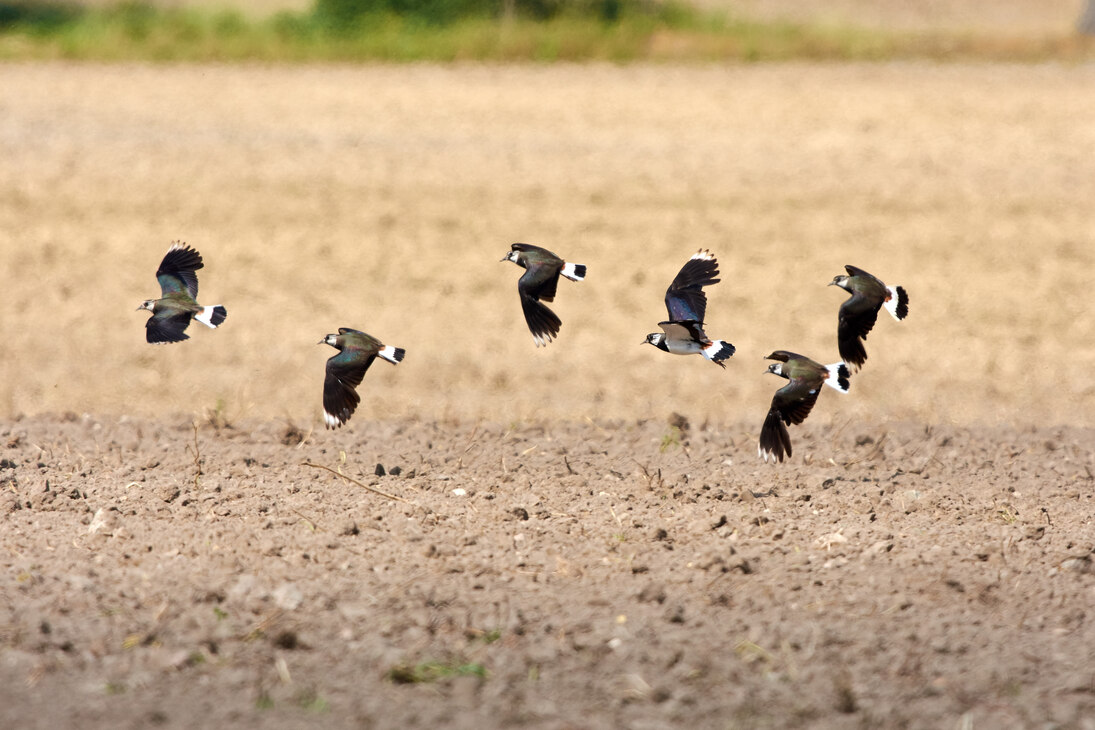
319,328 -> 405,429
502,243 -> 586,347
759,350 -> 850,463
829,265 -> 908,371
137,242 -> 227,344
643,249 -> 735,368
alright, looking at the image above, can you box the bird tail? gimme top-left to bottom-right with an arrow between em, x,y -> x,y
884,285 -> 909,321
194,305 -> 227,328
702,339 -> 735,368
824,362 -> 851,393
379,346 -> 406,364
560,262 -> 586,282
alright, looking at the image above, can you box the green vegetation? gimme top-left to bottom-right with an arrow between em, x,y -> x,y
387,659 -> 488,683
0,0 -> 1091,62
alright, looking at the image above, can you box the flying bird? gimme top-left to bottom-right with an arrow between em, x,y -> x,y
501,243 -> 586,347
319,328 -> 405,429
643,249 -> 735,367
759,350 -> 850,463
137,242 -> 227,344
829,265 -> 908,371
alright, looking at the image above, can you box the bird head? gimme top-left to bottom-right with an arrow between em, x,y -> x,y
765,362 -> 787,378
136,300 -> 155,312
643,333 -> 664,347
829,274 -> 850,289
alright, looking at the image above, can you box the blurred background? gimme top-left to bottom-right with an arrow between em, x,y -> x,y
1,1 -> 1093,430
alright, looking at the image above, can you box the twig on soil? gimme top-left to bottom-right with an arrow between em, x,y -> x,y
634,460 -> 663,490
292,509 -> 319,531
187,421 -> 202,489
455,423 -> 480,470
301,461 -> 410,503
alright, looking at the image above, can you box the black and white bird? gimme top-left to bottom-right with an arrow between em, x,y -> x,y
137,242 -> 227,344
829,265 -> 909,371
319,328 -> 405,429
759,350 -> 850,463
643,249 -> 735,368
501,243 -> 586,347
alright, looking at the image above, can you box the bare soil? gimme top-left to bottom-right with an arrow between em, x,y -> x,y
2,414 -> 1094,729
2,61 -> 1095,727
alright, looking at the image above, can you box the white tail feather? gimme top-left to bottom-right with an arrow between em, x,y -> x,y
561,262 -> 586,282
884,285 -> 908,321
378,345 -> 405,364
194,306 -> 220,328
824,362 -> 851,393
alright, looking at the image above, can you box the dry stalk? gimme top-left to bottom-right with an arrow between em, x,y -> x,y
301,461 -> 410,503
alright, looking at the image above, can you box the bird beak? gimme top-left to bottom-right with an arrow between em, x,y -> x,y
317,339 -> 326,345
499,256 -> 509,262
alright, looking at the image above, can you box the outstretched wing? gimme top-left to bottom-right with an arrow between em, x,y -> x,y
146,309 -> 193,344
772,378 -> 821,427
837,293 -> 881,369
665,250 -> 719,323
759,408 -> 793,463
519,263 -> 561,303
520,293 -> 562,347
323,349 -> 375,428
156,243 -> 203,299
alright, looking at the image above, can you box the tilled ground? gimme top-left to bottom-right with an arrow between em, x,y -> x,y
1,415 -> 1093,728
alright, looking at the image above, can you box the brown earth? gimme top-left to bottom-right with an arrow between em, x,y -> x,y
1,61 -> 1095,727
1,414 -> 1094,729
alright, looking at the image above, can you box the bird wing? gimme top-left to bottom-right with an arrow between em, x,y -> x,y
844,264 -> 874,279
657,320 -> 708,344
771,378 -> 821,426
665,253 -> 720,323
519,262 -> 561,303
323,349 -> 376,427
145,309 -> 193,344
156,244 -> 204,299
759,407 -> 793,463
520,292 -> 562,347
837,293 -> 881,368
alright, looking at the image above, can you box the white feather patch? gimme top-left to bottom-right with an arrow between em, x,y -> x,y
690,249 -> 715,262
193,306 -> 220,328
824,362 -> 851,393
324,411 -> 343,429
561,262 -> 586,282
378,345 -> 403,364
884,285 -> 906,320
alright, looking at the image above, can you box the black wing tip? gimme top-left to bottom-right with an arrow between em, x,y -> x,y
208,305 -> 227,327
323,386 -> 360,430
520,295 -> 562,347
145,313 -> 192,343
159,243 -> 204,272
838,338 -> 867,371
759,409 -> 792,463
389,347 -> 407,363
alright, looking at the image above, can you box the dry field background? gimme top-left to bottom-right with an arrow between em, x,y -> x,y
2,62 -> 1094,431
2,57 -> 1095,730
